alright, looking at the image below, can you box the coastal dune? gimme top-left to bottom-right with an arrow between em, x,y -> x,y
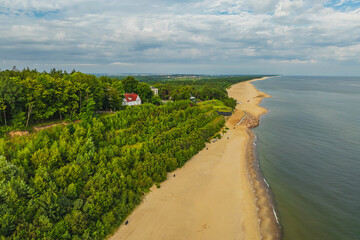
109,77 -> 279,240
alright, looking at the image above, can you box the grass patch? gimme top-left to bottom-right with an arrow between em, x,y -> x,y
198,100 -> 232,113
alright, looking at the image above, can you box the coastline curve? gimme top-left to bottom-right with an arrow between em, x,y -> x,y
109,76 -> 280,240
227,77 -> 281,240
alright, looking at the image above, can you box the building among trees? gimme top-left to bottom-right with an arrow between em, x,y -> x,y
122,93 -> 142,106
150,86 -> 158,95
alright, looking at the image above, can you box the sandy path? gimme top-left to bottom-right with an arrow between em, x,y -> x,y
109,77 -> 278,240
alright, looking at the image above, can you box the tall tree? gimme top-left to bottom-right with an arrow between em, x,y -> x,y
0,77 -> 25,126
122,76 -> 139,93
0,97 -> 6,125
136,82 -> 153,103
20,77 -> 46,127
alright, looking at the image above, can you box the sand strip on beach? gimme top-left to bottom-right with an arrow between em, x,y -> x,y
108,77 -> 279,240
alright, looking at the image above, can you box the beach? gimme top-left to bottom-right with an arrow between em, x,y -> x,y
109,77 -> 279,240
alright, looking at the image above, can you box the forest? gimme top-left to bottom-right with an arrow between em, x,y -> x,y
0,68 -> 252,136
111,74 -> 266,109
0,68 -> 263,239
0,68 -> 161,134
0,101 -> 225,239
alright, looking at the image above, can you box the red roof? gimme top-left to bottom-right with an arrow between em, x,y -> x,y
124,93 -> 139,102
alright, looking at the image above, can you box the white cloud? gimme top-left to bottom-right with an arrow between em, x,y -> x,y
278,59 -> 317,64
110,62 -> 134,66
0,0 -> 359,74
274,0 -> 306,17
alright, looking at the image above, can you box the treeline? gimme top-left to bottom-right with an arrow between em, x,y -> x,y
133,74 -> 264,87
155,84 -> 237,109
0,68 -> 158,132
1,68 -> 252,132
0,101 -> 225,239
120,75 -> 241,109
121,75 -> 265,109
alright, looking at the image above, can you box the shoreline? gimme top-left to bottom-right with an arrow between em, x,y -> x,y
247,130 -> 281,239
227,77 -> 280,240
109,77 -> 279,240
250,130 -> 282,235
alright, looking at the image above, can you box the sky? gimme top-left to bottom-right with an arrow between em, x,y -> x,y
0,0 -> 359,76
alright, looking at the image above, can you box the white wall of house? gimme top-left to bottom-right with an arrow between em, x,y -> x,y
151,87 -> 158,95
123,100 -> 141,106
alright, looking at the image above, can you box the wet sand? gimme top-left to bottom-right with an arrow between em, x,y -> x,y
109,77 -> 279,240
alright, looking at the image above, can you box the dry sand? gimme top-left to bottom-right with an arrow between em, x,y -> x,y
109,77 -> 279,240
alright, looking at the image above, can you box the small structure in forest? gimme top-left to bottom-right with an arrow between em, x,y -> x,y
150,86 -> 158,95
122,93 -> 141,106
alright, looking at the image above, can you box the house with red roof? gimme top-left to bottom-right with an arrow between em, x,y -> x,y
122,93 -> 142,106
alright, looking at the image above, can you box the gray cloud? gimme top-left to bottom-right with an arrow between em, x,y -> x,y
0,0 -> 359,75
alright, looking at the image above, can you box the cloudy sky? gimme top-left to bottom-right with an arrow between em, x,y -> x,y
0,0 -> 360,75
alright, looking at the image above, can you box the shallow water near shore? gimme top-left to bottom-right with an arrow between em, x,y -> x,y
252,76 -> 360,240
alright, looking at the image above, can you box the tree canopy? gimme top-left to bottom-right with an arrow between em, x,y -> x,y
0,68 -> 127,134
0,101 -> 225,239
0,68 -> 258,239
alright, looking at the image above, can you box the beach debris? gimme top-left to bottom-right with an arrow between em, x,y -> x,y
247,100 -> 250,102
206,148 -> 208,150
125,220 -> 129,225
173,174 -> 176,177
198,224 -> 210,232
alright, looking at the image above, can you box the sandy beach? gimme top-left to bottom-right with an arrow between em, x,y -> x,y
109,77 -> 279,240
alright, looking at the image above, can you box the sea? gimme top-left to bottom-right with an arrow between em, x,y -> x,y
252,76 -> 360,240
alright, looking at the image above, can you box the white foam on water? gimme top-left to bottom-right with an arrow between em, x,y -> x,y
272,206 -> 280,224
264,178 -> 269,187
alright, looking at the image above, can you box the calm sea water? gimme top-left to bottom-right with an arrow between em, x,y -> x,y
252,76 -> 360,240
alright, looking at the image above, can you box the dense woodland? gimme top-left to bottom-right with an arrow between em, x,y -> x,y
109,75 -> 265,110
0,68 -> 120,128
0,101 -> 224,239
0,68 -> 252,135
0,68 -> 263,239
124,74 -> 265,109
0,68 -> 159,135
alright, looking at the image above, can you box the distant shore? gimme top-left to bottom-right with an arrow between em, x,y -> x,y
109,77 -> 279,240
